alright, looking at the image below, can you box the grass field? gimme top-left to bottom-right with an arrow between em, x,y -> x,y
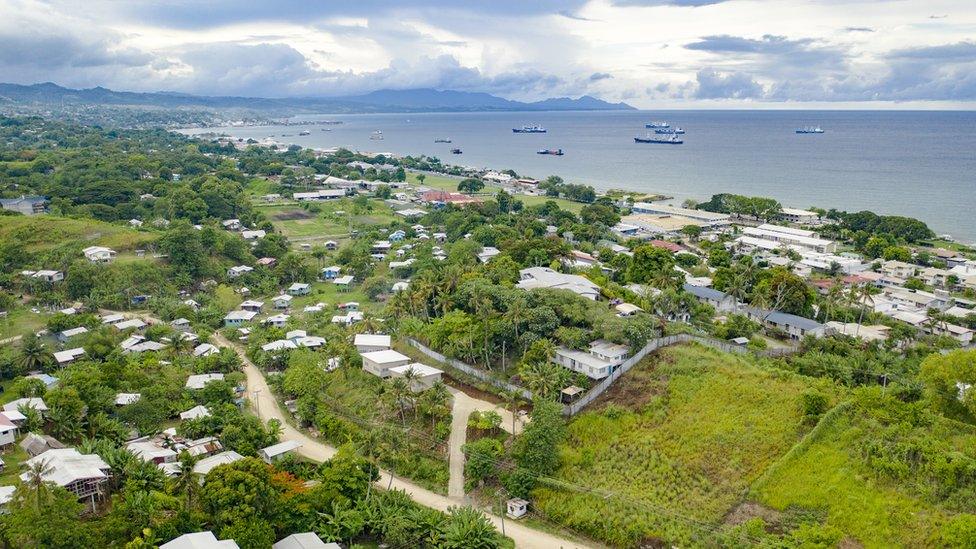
0,215 -> 157,254
0,442 -> 28,485
260,199 -> 398,241
534,344 -> 834,547
0,308 -> 49,341
406,172 -> 585,213
751,401 -> 976,548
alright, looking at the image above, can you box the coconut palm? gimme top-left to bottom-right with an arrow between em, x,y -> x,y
855,282 -> 876,336
501,388 -> 524,434
419,381 -> 452,429
21,460 -> 54,511
519,361 -> 566,401
504,295 -> 528,347
169,451 -> 200,510
18,333 -> 54,372
387,377 -> 411,426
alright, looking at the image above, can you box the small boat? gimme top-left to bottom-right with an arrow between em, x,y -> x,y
537,148 -> 564,156
370,130 -> 384,140
434,138 -> 452,143
513,125 -> 547,133
634,133 -> 683,144
654,127 -> 685,135
645,121 -> 670,128
795,126 -> 825,134
298,130 -> 310,136
451,148 -> 463,154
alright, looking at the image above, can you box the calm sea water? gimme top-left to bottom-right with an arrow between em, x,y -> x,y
188,110 -> 976,242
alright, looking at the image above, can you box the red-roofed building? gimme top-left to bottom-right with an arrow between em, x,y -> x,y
649,240 -> 684,253
256,257 -> 277,268
420,191 -> 483,206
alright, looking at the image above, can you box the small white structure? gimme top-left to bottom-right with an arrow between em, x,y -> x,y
354,333 -> 391,353
193,343 -> 219,357
193,450 -> 244,477
161,531 -> 240,549
264,313 -> 291,328
224,310 -> 257,327
4,398 -> 48,414
273,533 -> 338,549
388,363 -> 443,392
31,270 -> 64,283
361,349 -> 410,378
272,294 -> 294,309
54,347 -> 86,365
126,438 -> 178,464
227,265 -> 254,278
180,405 -> 211,420
115,393 -> 141,406
262,339 -> 298,352
477,246 -> 501,264
517,267 -> 601,300
82,246 -> 116,263
258,440 -> 302,464
221,219 -> 242,230
185,373 -> 224,390
507,497 -> 529,519
331,311 -> 364,325
333,275 -> 354,289
241,229 -> 266,240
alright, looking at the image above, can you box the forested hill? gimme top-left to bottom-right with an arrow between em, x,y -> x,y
0,82 -> 635,113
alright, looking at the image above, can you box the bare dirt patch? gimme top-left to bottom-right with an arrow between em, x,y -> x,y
588,349 -> 673,411
273,210 -> 314,221
723,501 -> 782,527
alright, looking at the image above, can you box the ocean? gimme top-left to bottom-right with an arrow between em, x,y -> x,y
185,110 -> 976,243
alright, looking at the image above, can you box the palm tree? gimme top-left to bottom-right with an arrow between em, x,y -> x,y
22,460 -> 54,511
726,271 -> 750,312
855,283 -> 876,336
388,377 -> 411,426
170,451 -> 200,510
501,389 -> 523,434
169,334 -> 193,355
419,381 -> 452,429
519,361 -> 565,401
504,296 -> 528,347
18,333 -> 54,372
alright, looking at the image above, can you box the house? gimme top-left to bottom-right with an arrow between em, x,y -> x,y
240,300 -> 264,312
273,533 -> 339,549
273,294 -> 294,309
388,363 -> 443,391
180,405 -> 211,420
361,349 -> 410,378
115,393 -> 141,406
615,303 -> 643,317
185,373 -> 224,390
26,373 -> 58,389
321,266 -> 341,280
265,314 -> 291,328
565,250 -> 599,269
395,208 -> 427,218
324,240 -> 338,250
227,265 -> 254,278
477,246 -> 501,264
920,267 -> 952,288
193,343 -> 219,357
293,189 -> 346,201
354,334 -> 391,353
630,202 -> 731,227
682,284 -> 737,313
193,450 -> 244,477
126,438 -> 178,464
262,339 -> 298,352
331,311 -> 364,325
0,195 -> 47,215
171,318 -> 191,332
288,283 -> 311,296
129,218 -> 144,228
115,318 -> 147,331
392,281 -> 410,292
334,275 -> 354,289
102,313 -> 126,325
372,240 -> 392,254
420,190 -> 483,206
779,207 -> 822,225
57,326 -> 88,343
742,307 -> 826,340
161,532 -> 240,549
881,260 -> 916,281
258,440 -> 302,464
21,448 -> 111,501
517,267 -> 601,300
224,310 -> 257,326
256,257 -> 277,268
31,270 -> 64,283
389,230 -> 406,242
553,340 -> 630,380
19,433 -> 65,457
82,246 -> 116,263
4,398 -> 48,414
221,219 -> 242,231
241,230 -> 266,240
54,347 -> 86,365
825,322 -> 891,342
0,417 -> 16,447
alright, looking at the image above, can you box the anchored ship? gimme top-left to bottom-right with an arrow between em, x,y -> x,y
795,126 -> 825,134
537,148 -> 564,156
654,127 -> 685,134
635,133 -> 683,144
370,130 -> 384,140
513,125 -> 547,133
644,121 -> 670,128
450,148 -> 463,154
434,138 -> 452,143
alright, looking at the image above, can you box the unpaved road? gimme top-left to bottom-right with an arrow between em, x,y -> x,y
212,332 -> 589,549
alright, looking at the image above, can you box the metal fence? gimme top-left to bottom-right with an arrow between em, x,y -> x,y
406,338 -> 533,400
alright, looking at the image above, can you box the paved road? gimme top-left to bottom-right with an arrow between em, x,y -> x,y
212,333 -> 589,549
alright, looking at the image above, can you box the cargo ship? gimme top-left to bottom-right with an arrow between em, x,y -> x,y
644,121 -> 670,128
537,149 -> 564,156
635,133 -> 683,144
434,138 -> 452,143
513,125 -> 547,133
370,130 -> 383,140
450,148 -> 463,154
298,130 -> 311,136
795,126 -> 825,134
654,127 -> 685,134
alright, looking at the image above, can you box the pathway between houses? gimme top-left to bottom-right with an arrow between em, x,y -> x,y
211,332 -> 584,549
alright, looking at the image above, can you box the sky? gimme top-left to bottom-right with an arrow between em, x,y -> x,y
1,0 -> 975,108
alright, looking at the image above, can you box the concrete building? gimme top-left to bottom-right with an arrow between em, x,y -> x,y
361,349 -> 410,378
388,363 -> 443,391
630,203 -> 731,227
552,340 -> 630,380
517,267 -> 601,300
740,224 -> 836,253
354,333 -> 391,353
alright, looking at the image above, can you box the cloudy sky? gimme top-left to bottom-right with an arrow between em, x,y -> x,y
2,0 -> 975,107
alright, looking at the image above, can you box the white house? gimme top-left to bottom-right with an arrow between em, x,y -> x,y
185,373 -> 224,390
288,283 -> 311,296
258,440 -> 302,464
54,347 -> 86,366
193,450 -> 244,477
517,267 -> 601,300
388,363 -> 443,391
241,230 -> 266,240
264,313 -> 291,328
224,310 -> 257,327
31,270 -> 64,283
553,341 -> 630,380
240,300 -> 264,312
273,533 -> 339,549
477,246 -> 501,264
221,219 -> 242,231
126,438 -> 178,464
227,265 -> 254,278
21,449 -> 110,501
354,333 -> 391,353
193,343 -> 219,357
361,349 -> 410,378
82,246 -> 116,263
161,531 -> 240,549
180,405 -> 211,420
4,398 -> 48,414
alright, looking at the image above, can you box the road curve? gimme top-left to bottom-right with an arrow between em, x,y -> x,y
212,332 -> 590,549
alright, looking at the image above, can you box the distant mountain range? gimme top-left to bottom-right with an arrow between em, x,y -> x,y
0,82 -> 635,113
